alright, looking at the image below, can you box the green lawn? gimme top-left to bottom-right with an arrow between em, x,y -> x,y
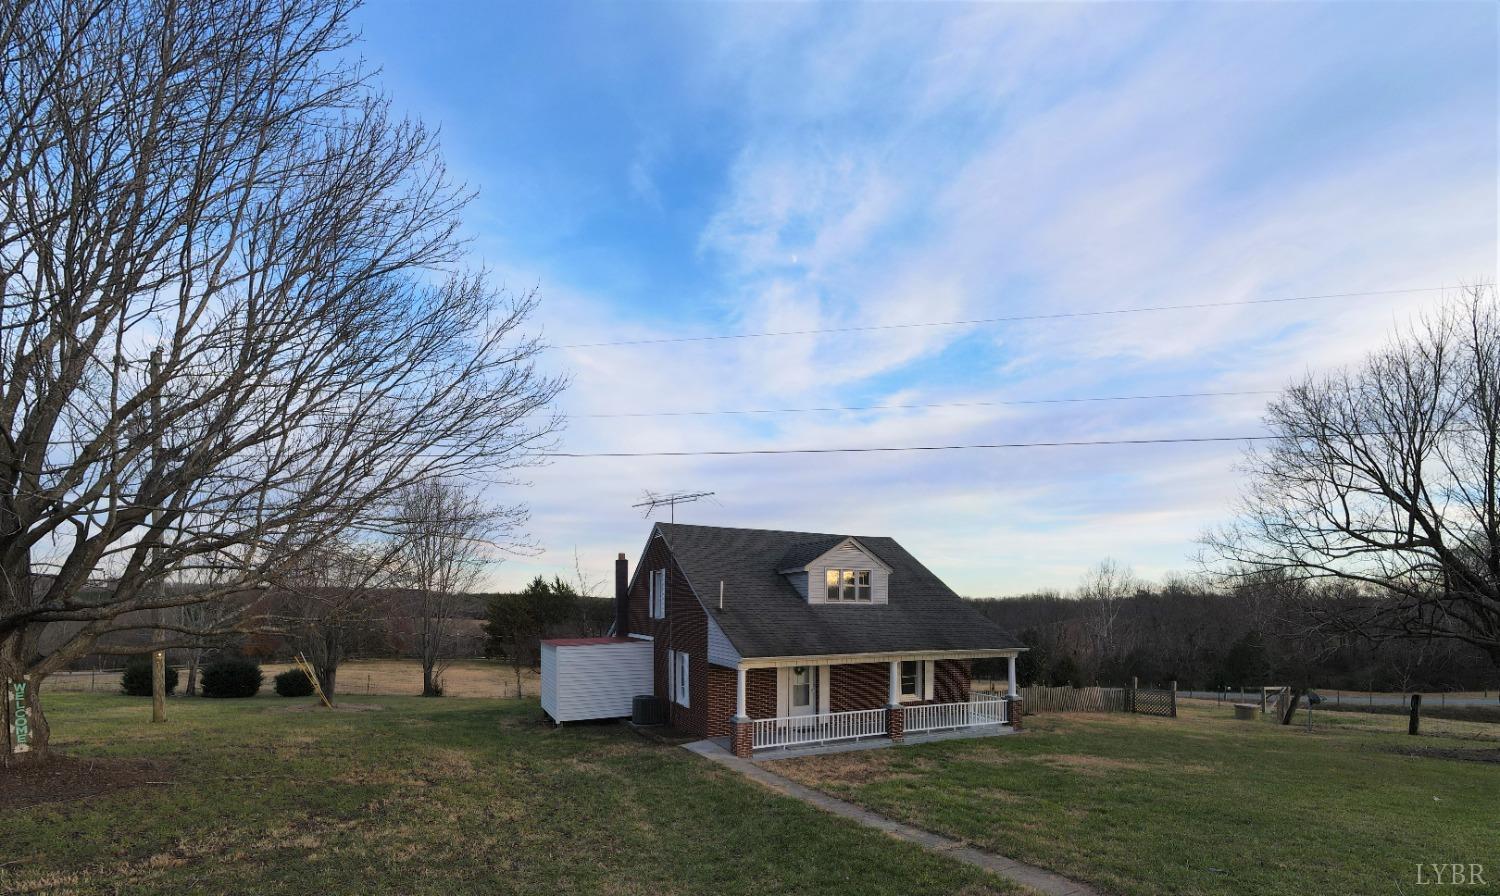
4,693 -> 1014,896
775,703 -> 1500,896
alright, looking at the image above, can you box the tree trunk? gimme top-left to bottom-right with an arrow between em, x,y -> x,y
317,664 -> 338,705
185,649 -> 201,697
151,649 -> 166,723
422,662 -> 439,697
1,663 -> 51,766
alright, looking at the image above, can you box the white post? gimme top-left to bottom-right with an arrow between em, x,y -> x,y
888,660 -> 900,706
1007,654 -> 1018,697
735,665 -> 747,720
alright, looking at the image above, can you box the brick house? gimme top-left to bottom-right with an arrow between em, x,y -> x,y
543,523 -> 1025,757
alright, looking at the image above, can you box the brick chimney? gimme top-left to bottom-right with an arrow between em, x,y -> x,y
614,552 -> 629,636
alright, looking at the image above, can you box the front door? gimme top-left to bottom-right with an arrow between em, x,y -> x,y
789,665 -> 819,717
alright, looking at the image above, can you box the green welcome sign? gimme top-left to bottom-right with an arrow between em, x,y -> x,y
9,679 -> 28,753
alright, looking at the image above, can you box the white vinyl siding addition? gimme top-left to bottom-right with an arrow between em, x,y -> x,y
539,640 -> 654,722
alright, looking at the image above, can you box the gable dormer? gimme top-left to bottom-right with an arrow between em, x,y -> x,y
778,536 -> 892,605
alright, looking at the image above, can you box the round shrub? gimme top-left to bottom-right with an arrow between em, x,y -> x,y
120,655 -> 178,696
274,667 -> 315,698
200,657 -> 263,698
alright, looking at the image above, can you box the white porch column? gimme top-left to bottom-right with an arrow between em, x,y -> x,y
1007,653 -> 1018,697
888,660 -> 900,706
735,665 -> 747,720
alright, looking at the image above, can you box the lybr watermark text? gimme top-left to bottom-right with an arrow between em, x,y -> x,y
1416,864 -> 1486,886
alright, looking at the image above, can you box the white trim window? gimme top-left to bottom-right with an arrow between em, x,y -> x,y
900,660 -> 935,702
824,568 -> 872,602
649,569 -> 667,619
668,649 -> 690,707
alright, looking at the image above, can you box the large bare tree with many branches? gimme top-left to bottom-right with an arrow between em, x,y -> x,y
0,0 -> 563,761
1207,285 -> 1499,666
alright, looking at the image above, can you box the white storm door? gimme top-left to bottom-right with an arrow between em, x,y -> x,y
788,665 -> 818,717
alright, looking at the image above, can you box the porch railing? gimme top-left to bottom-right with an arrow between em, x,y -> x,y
752,707 -> 887,750
904,693 -> 1008,734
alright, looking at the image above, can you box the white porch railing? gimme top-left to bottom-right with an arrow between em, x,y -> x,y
904,693 -> 1008,734
752,707 -> 887,750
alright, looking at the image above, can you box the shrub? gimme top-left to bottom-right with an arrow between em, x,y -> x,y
120,655 -> 178,696
274,668 -> 315,698
200,657 -> 263,698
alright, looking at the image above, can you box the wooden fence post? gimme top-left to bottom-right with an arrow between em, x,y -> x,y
1170,681 -> 1177,718
1408,693 -> 1421,735
1129,677 -> 1138,714
151,649 -> 166,724
1279,689 -> 1302,725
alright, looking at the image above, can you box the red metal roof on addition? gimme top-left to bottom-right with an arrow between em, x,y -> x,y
540,636 -> 638,647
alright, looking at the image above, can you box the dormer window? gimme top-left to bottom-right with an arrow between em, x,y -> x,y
825,568 -> 872,602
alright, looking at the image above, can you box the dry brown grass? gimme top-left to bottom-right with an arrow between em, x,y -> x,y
265,659 -> 537,699
44,658 -> 538,699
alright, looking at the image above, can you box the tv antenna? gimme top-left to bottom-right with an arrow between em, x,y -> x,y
633,490 -> 716,523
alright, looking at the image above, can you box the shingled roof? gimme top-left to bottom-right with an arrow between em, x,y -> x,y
653,523 -> 1022,659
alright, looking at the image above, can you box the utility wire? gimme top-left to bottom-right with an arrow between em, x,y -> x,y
574,389 -> 1277,419
546,434 -> 1282,458
546,424 -> 1486,458
553,286 -> 1447,350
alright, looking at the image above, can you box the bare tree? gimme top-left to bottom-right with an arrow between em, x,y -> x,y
1207,286 -> 1499,666
171,587 -> 242,697
398,480 -> 506,697
0,0 -> 563,762
276,538 -> 401,703
1077,558 -> 1138,672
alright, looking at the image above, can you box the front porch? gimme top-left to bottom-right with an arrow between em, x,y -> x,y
726,654 -> 1022,758
701,719 -> 1015,761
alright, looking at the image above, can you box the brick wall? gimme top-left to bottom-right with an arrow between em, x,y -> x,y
721,659 -> 972,720
706,665 -> 735,737
828,660 -> 971,712
626,531 -> 710,736
747,668 -> 776,719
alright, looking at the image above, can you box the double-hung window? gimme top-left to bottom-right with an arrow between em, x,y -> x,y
900,660 -> 924,699
668,649 -> 690,707
649,569 -> 667,618
824,568 -> 872,602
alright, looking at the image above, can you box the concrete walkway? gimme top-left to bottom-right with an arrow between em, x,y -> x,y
684,739 -> 1103,896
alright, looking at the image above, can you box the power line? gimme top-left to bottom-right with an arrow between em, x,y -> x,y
546,434 -> 1282,458
574,389 -> 1277,419
553,286 -> 1448,350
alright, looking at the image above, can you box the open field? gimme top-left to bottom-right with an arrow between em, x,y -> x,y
774,702 -> 1498,896
10,694 -> 1497,895
1180,688 -> 1500,708
43,659 -> 540,699
2,693 -> 1013,896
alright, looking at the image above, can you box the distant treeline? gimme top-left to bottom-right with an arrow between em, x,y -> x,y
965,581 -> 1495,693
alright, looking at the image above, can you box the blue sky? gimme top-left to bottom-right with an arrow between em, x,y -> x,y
354,1 -> 1497,596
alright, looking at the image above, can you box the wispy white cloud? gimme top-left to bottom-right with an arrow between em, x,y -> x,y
382,2 -> 1496,596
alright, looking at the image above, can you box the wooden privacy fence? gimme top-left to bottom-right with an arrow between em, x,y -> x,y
1020,685 -> 1126,713
1020,680 -> 1177,718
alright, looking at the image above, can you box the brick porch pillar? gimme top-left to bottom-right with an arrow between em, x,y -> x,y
731,665 -> 753,758
732,718 -> 753,757
1006,696 -> 1024,731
